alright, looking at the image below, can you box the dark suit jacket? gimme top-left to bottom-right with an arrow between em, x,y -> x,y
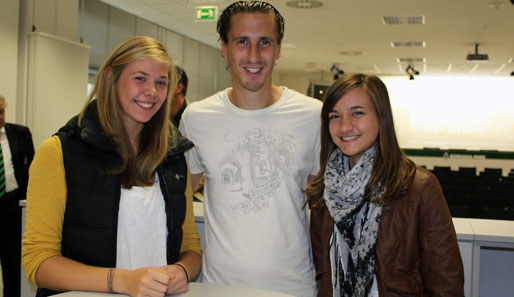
4,123 -> 35,200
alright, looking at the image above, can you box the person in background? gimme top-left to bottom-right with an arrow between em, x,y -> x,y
0,94 -> 34,297
171,66 -> 189,127
22,36 -> 201,297
308,73 -> 464,297
179,1 -> 321,296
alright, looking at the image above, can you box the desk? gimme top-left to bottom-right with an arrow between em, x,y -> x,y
20,202 -> 514,297
55,283 -> 294,297
468,219 -> 514,297
453,218 -> 474,297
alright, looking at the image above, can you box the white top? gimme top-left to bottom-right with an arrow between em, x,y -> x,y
116,174 -> 167,269
180,87 -> 322,297
0,127 -> 19,193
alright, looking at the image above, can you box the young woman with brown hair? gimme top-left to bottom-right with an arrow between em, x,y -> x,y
309,73 -> 464,297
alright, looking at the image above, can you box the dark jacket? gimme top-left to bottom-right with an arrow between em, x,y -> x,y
4,123 -> 35,200
1,123 -> 34,297
311,167 -> 464,297
36,101 -> 193,297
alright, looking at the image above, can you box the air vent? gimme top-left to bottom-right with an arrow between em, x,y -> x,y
382,15 -> 425,25
397,57 -> 426,63
382,16 -> 401,24
405,15 -> 425,24
391,41 -> 426,48
286,0 -> 323,9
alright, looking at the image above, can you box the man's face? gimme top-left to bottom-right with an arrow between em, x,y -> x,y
221,13 -> 281,92
0,102 -> 5,129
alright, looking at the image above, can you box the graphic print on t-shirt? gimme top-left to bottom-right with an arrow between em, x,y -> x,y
218,128 -> 295,214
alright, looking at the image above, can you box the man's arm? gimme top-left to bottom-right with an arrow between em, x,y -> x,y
190,173 -> 204,193
24,126 -> 35,165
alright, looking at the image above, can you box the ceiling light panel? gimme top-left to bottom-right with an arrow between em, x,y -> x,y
391,41 -> 426,48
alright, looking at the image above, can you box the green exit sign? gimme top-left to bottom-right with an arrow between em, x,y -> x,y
195,6 -> 217,21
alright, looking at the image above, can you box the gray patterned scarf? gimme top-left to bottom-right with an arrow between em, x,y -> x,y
323,145 -> 382,297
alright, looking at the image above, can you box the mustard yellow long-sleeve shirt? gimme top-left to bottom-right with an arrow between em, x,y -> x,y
22,136 -> 201,285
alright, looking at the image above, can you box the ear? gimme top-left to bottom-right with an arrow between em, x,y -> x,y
221,41 -> 228,60
277,42 -> 282,60
175,82 -> 184,95
103,66 -> 111,80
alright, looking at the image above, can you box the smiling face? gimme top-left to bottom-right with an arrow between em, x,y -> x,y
328,87 -> 379,168
116,59 -> 169,135
221,13 -> 281,93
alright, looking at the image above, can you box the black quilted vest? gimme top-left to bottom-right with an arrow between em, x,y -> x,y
36,101 -> 193,296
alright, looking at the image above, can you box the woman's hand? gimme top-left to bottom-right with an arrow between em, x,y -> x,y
161,264 -> 188,295
117,267 -> 171,297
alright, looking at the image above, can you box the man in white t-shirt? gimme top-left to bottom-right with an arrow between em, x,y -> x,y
180,2 -> 321,296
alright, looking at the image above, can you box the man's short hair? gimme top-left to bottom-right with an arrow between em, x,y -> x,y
217,1 -> 285,44
0,95 -> 6,106
175,66 -> 188,96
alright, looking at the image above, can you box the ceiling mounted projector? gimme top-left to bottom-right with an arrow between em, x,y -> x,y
466,43 -> 489,62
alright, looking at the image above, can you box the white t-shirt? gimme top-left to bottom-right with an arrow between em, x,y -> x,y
180,87 -> 322,297
116,175 -> 168,269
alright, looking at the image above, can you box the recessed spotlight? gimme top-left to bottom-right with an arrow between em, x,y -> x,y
406,64 -> 420,80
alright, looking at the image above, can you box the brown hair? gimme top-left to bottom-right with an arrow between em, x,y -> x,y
308,73 -> 415,207
217,1 -> 285,44
81,36 -> 176,188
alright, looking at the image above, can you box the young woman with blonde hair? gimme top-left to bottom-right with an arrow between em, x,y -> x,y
23,36 -> 201,297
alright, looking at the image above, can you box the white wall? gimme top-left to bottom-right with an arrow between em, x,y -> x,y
32,0 -> 78,41
381,75 -> 514,151
6,0 -> 514,153
279,72 -> 514,152
13,0 -> 87,149
82,0 -> 232,103
1,0 -> 20,123
7,0 -> 231,148
277,71 -> 332,95
26,33 -> 89,148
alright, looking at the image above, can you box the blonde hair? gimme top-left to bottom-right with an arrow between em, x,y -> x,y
81,36 -> 177,188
